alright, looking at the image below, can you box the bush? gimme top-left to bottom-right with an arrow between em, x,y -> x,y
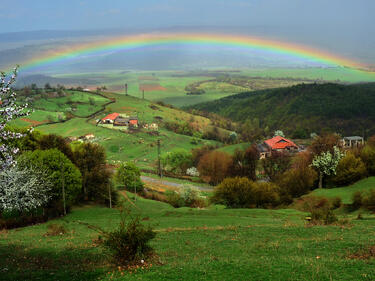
197,151 -> 232,185
278,167 -> 317,202
101,211 -> 156,265
351,191 -> 363,209
360,145 -> 375,176
19,149 -> 82,216
212,177 -> 280,208
161,149 -> 193,175
332,152 -> 367,186
301,196 -> 338,225
165,186 -> 206,208
363,189 -> 375,211
331,197 -> 342,209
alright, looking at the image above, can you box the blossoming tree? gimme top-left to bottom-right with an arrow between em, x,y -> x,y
311,146 -> 344,188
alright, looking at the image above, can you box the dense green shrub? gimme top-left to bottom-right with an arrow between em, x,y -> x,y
212,177 -> 280,208
278,167 -> 317,202
19,149 -> 81,216
332,152 -> 367,186
115,162 -> 143,193
363,189 -> 375,211
161,149 -> 193,175
39,134 -> 74,162
351,191 -> 363,210
101,211 -> 156,265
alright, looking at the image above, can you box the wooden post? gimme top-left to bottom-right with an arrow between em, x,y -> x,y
157,139 -> 162,178
60,161 -> 66,216
125,83 -> 128,95
108,184 -> 112,208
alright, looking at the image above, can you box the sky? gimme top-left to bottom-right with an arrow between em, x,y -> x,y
1,0 -> 373,33
0,0 -> 374,68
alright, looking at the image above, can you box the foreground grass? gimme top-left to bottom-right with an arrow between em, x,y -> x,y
1,194 -> 375,281
310,177 -> 375,204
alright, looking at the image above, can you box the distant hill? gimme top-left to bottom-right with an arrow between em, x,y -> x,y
188,83 -> 375,137
15,74 -> 99,88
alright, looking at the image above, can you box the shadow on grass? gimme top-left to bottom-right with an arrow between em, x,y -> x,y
0,243 -> 108,281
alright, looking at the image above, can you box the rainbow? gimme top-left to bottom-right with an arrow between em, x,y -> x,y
15,32 -> 371,71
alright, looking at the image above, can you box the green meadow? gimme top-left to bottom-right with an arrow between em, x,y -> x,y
52,67 -> 375,108
1,186 -> 374,281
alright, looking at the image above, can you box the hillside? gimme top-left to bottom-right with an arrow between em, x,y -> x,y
189,83 -> 375,136
13,89 -> 225,169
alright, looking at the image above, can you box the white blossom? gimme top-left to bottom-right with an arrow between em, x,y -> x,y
0,165 -> 51,212
0,67 -> 31,169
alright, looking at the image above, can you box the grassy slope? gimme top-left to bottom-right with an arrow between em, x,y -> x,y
1,195 -> 374,281
309,177 -> 375,204
36,92 -> 220,169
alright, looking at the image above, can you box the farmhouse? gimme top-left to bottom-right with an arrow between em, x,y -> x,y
113,116 -> 129,126
101,112 -> 120,124
258,136 -> 299,159
129,116 -> 139,128
341,136 -> 364,148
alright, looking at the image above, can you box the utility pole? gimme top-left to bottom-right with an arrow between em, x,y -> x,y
157,139 -> 162,178
60,161 -> 66,216
125,83 -> 128,95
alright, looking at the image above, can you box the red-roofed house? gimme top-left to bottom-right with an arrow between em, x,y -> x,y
258,136 -> 299,159
101,113 -> 120,124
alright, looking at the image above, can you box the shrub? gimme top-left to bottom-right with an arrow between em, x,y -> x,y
351,191 -> 363,209
363,189 -> 375,211
45,223 -> 67,236
115,162 -> 143,193
165,186 -> 206,208
278,167 -> 317,202
332,152 -> 367,186
101,211 -> 156,265
198,151 -> 232,185
360,145 -> 375,176
212,177 -> 280,208
161,149 -> 193,175
19,149 -> 82,216
302,196 -> 338,225
230,145 -> 259,181
331,197 -> 342,209
186,167 -> 199,177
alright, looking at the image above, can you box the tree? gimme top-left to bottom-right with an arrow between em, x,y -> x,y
197,151 -> 232,185
0,67 -> 30,169
262,151 -> 291,181
0,165 -> 51,212
115,162 -> 143,193
73,142 -> 113,202
309,133 -> 340,156
19,149 -> 81,216
274,130 -> 285,137
311,146 -> 344,188
230,145 -> 259,181
39,134 -> 74,162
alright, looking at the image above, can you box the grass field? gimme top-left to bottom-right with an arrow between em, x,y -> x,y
52,67 -> 375,108
309,177 -> 375,204
35,92 -> 220,169
1,192 -> 374,281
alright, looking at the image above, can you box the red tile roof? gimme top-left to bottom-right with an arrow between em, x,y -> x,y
129,119 -> 138,125
264,136 -> 298,150
101,112 -> 119,121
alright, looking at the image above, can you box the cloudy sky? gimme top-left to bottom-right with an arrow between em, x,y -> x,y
1,0 -> 374,66
1,0 -> 373,32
